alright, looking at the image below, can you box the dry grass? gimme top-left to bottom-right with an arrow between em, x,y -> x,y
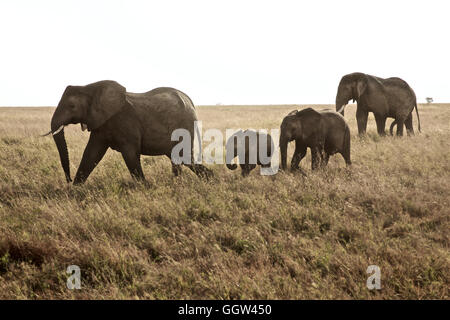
0,104 -> 448,299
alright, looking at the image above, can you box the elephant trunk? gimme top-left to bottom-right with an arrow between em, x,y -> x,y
389,119 -> 397,136
335,86 -> 351,116
225,135 -> 238,170
279,135 -> 288,171
335,95 -> 348,116
51,113 -> 72,183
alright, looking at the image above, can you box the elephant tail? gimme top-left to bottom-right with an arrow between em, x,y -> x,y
389,119 -> 397,136
414,101 -> 421,133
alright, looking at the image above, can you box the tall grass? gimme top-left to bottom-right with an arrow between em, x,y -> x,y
0,104 -> 448,299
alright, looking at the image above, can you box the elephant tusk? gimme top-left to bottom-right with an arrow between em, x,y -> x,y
41,125 -> 64,136
52,125 -> 65,135
336,105 -> 346,113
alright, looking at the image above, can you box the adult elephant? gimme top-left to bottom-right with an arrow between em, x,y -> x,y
45,80 -> 211,184
335,72 -> 421,136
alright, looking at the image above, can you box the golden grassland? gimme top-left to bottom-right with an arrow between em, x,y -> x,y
0,104 -> 448,299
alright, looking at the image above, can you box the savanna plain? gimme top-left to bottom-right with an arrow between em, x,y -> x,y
0,104 -> 448,299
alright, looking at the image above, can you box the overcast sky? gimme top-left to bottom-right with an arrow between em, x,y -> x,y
0,0 -> 449,106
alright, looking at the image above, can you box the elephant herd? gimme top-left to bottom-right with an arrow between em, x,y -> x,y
44,72 -> 421,183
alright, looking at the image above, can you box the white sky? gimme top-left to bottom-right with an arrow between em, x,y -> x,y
0,0 -> 449,106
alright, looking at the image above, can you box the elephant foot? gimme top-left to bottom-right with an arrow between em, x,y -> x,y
291,167 -> 307,176
130,176 -> 149,187
122,179 -> 151,189
172,164 -> 182,176
241,170 -> 250,177
358,133 -> 367,138
191,164 -> 213,180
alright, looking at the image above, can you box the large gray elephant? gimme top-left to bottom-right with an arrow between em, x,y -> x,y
335,72 -> 421,136
280,108 -> 351,172
45,80 -> 212,184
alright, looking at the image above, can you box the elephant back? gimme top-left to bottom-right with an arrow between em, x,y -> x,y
126,87 -> 199,137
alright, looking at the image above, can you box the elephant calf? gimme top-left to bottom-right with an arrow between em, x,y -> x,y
226,130 -> 274,177
280,108 -> 351,171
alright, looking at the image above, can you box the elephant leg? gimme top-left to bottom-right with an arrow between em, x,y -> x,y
311,146 -> 321,170
343,143 -> 351,166
322,152 -> 330,166
374,114 -> 387,136
182,144 -> 213,178
121,147 -> 145,181
185,164 -> 213,179
405,113 -> 414,136
166,149 -> 212,179
356,108 -> 369,135
241,164 -> 254,177
171,163 -> 182,176
170,145 -> 212,178
73,136 -> 108,185
318,143 -> 327,168
165,154 -> 183,176
291,142 -> 307,171
240,164 -> 247,177
396,118 -> 405,136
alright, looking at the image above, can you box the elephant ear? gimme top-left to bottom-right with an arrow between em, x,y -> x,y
86,81 -> 127,131
356,74 -> 368,99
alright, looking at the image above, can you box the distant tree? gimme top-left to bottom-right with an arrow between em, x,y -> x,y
426,97 -> 433,104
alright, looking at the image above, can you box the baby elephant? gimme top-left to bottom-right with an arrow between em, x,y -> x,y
280,108 -> 351,171
226,130 -> 274,177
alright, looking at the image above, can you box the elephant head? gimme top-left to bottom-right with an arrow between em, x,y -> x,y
279,108 -> 324,171
335,72 -> 368,115
279,110 -> 301,171
47,80 -> 127,182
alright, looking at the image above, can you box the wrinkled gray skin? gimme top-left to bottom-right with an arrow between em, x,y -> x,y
48,80 -> 212,185
280,108 -> 351,172
226,130 -> 274,177
336,72 -> 421,136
